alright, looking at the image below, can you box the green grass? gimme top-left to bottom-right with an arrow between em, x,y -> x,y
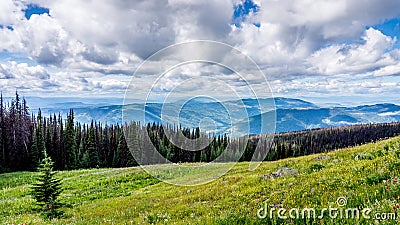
1,137 -> 400,224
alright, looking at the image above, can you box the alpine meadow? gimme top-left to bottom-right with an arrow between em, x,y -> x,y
1,0 -> 400,224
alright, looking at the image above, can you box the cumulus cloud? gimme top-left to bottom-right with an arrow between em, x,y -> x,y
253,0 -> 400,42
270,76 -> 400,97
0,61 -> 130,96
371,61 -> 400,77
0,0 -> 24,26
81,46 -> 119,66
308,28 -> 398,76
229,0 -> 400,81
0,65 -> 13,79
0,61 -> 59,93
0,10 -> 83,67
0,61 -> 50,80
1,0 -> 400,98
30,0 -> 233,60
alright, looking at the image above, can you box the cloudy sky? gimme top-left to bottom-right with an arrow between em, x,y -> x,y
1,0 -> 400,104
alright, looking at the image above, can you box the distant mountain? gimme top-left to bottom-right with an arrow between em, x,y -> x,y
36,97 -> 400,135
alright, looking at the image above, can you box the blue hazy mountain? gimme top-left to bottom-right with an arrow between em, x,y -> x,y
35,97 -> 400,134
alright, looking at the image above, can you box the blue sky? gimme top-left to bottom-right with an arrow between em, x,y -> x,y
373,18 -> 400,48
233,0 -> 259,27
23,4 -> 49,20
0,0 -> 400,105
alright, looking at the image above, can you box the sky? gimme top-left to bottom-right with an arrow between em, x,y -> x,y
0,0 -> 400,105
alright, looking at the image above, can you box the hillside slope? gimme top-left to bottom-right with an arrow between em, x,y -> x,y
1,137 -> 400,224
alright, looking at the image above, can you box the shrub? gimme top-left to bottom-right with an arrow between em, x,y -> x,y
306,164 -> 325,173
365,173 -> 390,185
388,162 -> 400,174
395,150 -> 400,159
373,150 -> 384,157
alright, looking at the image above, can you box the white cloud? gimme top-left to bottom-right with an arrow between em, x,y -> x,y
253,0 -> 400,42
30,0 -> 233,60
229,0 -> 400,81
0,61 -> 59,93
0,0 -> 24,26
308,28 -> 398,75
1,0 -> 400,99
21,14 -> 79,66
270,75 -> 400,98
169,0 -> 233,42
0,61 -> 131,97
0,61 -> 50,80
369,56 -> 400,76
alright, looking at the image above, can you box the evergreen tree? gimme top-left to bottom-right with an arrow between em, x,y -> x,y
31,109 -> 46,168
0,93 -> 5,170
64,109 -> 77,169
100,124 -> 110,167
31,155 -> 63,218
58,113 -> 65,169
86,121 -> 99,168
116,127 -> 136,167
51,114 -> 60,170
112,126 -> 121,167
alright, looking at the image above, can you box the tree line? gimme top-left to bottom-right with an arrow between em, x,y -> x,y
1,92 -> 400,172
138,120 -> 400,164
247,122 -> 400,161
0,92 -> 137,172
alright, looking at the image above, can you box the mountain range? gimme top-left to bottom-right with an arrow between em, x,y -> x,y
31,97 -> 400,135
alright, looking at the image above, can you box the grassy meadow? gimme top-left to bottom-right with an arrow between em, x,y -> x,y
1,136 -> 400,224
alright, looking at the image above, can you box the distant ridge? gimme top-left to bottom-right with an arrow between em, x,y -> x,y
32,97 -> 400,134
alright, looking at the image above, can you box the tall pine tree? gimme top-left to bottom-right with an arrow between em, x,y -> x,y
0,93 -> 5,171
86,121 -> 99,168
31,109 -> 46,169
64,109 -> 77,169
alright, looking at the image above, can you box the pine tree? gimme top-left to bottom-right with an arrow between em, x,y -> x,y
31,109 -> 46,169
0,92 -> 5,171
58,113 -> 65,169
31,155 -> 63,218
78,124 -> 88,168
51,114 -> 60,170
86,121 -> 99,168
126,123 -> 139,165
112,127 -> 121,168
116,127 -> 136,167
64,109 -> 77,169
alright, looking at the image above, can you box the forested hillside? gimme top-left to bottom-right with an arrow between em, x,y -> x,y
0,92 -> 137,172
1,93 -> 400,172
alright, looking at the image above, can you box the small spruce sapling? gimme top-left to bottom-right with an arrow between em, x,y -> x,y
31,154 -> 63,218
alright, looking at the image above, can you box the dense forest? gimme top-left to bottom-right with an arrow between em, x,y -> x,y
142,120 -> 400,164
1,92 -> 400,173
0,92 -> 137,172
